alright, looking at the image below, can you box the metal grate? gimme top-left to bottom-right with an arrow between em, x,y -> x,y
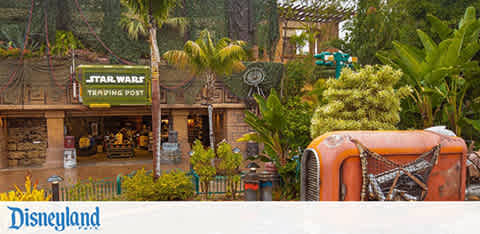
301,149 -> 320,201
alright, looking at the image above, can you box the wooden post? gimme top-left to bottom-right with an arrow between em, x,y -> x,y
0,116 -> 8,168
45,111 -> 65,168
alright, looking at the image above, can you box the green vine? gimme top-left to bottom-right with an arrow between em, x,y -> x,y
51,30 -> 84,56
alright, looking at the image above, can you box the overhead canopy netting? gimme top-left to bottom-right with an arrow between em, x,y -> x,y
0,0 -> 278,59
0,0 -> 282,104
0,58 -> 72,105
0,58 -> 205,105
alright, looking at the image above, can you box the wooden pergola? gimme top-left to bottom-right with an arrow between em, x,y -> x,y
278,2 -> 353,23
278,2 -> 353,61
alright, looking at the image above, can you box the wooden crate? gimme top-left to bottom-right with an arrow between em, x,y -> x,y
106,144 -> 135,158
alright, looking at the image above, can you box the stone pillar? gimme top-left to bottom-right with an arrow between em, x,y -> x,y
45,111 -> 65,168
0,117 -> 7,169
172,110 -> 190,170
225,109 -> 251,158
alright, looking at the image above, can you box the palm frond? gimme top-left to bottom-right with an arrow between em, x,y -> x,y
217,44 -> 246,63
119,11 -> 148,40
184,41 -> 206,61
163,50 -> 192,70
231,61 -> 246,74
215,38 -> 231,51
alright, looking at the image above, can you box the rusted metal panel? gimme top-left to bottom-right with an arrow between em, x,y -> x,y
302,130 -> 466,201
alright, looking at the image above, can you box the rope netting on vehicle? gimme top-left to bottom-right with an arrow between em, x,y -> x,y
351,139 -> 441,201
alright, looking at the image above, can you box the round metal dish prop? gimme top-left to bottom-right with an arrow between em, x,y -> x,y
243,65 -> 266,97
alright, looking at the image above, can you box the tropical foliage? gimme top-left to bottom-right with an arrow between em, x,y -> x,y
121,168 -> 194,201
377,6 -> 480,135
216,141 -> 243,199
163,29 -> 246,149
163,29 -> 247,93
238,89 -> 310,199
190,140 -> 216,199
0,176 -> 51,201
311,65 -> 411,138
51,31 -> 84,56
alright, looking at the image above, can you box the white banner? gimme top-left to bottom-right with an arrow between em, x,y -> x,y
0,202 -> 479,234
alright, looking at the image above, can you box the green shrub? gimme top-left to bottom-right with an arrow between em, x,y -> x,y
311,65 -> 411,138
190,140 -> 216,199
216,141 -> 243,199
121,169 -> 194,201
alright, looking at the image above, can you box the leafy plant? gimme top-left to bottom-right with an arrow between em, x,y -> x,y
288,22 -> 321,56
311,65 -> 411,138
238,89 -> 288,166
50,30 -> 84,56
302,78 -> 327,107
238,89 -> 306,199
377,6 -> 480,135
154,169 -> 195,201
163,29 -> 246,150
0,25 -> 40,52
119,4 -> 187,41
216,141 -> 243,199
340,0 -> 408,65
121,168 -> 194,201
284,96 -> 314,152
189,140 -> 216,199
0,176 -> 51,201
284,57 -> 317,97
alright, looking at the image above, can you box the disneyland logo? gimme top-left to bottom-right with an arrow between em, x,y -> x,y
7,206 -> 101,232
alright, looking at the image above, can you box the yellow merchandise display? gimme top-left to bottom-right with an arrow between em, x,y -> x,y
79,137 -> 91,149
139,136 -> 149,147
115,133 -> 123,145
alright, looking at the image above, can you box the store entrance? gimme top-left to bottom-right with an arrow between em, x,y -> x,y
187,112 -> 225,148
66,115 -> 169,165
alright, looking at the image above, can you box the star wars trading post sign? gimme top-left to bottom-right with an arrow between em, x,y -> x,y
78,65 -> 151,106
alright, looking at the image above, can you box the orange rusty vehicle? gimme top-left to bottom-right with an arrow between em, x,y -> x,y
300,130 -> 467,201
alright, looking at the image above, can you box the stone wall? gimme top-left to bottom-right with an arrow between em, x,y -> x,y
225,109 -> 252,158
7,118 -> 48,167
0,118 -> 7,168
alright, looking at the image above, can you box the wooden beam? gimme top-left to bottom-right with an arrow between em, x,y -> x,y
0,104 -> 246,112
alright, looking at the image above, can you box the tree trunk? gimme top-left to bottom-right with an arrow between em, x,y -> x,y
206,72 -> 215,151
150,19 -> 162,179
208,104 -> 215,151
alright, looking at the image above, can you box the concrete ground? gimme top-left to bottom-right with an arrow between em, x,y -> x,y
0,155 -> 189,193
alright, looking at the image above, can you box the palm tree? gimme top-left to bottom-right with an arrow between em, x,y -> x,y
120,0 -> 180,179
163,30 -> 247,151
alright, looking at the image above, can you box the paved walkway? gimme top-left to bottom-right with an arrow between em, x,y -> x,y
0,159 -> 189,193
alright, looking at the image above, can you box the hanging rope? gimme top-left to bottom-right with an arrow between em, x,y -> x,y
0,0 -> 35,96
44,8 -> 70,91
73,0 -> 134,65
159,76 -> 197,90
